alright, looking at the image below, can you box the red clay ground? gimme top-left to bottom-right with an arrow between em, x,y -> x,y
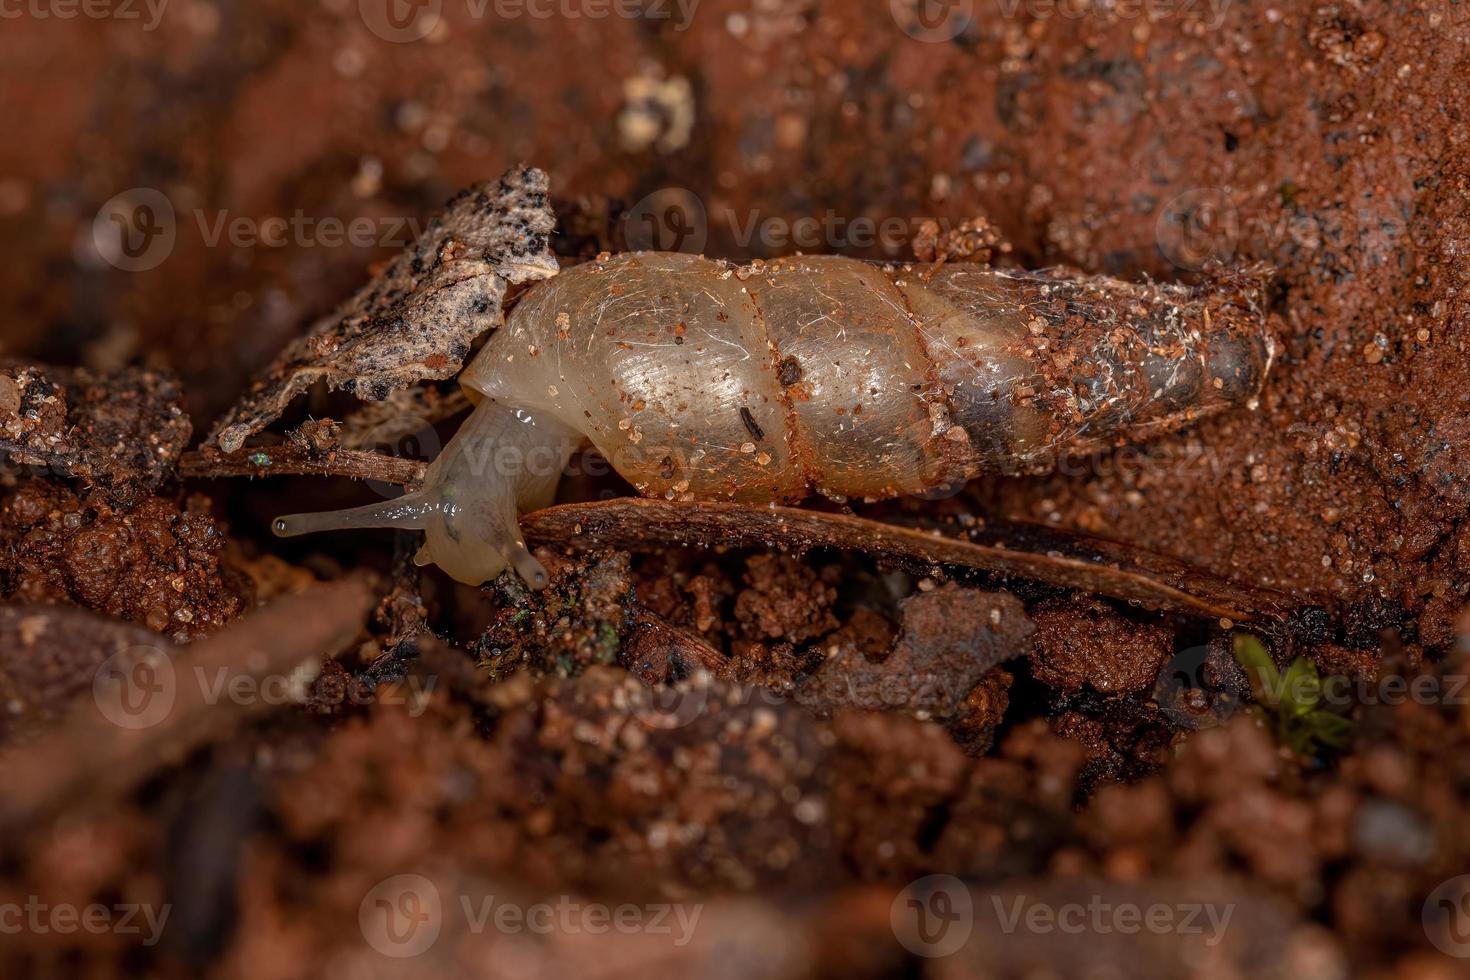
1,1 -> 1468,977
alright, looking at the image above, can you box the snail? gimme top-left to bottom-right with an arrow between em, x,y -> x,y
273,251 -> 1275,587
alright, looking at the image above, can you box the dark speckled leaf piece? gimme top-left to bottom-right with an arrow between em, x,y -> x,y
0,361 -> 191,506
206,165 -> 559,454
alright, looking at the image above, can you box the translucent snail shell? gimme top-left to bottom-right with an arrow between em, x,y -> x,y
275,252 -> 1274,586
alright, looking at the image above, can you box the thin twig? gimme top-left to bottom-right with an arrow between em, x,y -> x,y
179,445 -> 425,486
520,498 -> 1297,623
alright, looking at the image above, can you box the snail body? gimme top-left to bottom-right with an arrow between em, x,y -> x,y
275,252 -> 1274,586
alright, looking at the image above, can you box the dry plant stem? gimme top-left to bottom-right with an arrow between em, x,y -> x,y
212,448 -> 1289,620
0,580 -> 374,837
519,498 -> 1293,623
180,445 -> 426,486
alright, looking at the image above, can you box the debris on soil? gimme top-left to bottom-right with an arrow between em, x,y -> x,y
472,552 -> 634,680
623,611 -> 733,684
802,584 -> 1032,721
1151,634 -> 1251,733
828,709 -> 970,878
272,665 -> 840,894
732,554 -> 839,644
0,483 -> 247,641
205,166 -> 558,454
0,581 -> 373,835
911,215 -> 1013,266
948,666 -> 1014,755
1030,597 -> 1173,695
0,604 -> 161,745
285,418 -> 342,454
0,361 -> 190,505
374,532 -> 430,659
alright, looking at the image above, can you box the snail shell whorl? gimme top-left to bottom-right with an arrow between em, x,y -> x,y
461,251 -> 1271,503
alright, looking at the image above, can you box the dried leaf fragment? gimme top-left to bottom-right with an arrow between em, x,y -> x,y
0,360 -> 190,505
207,165 -> 559,453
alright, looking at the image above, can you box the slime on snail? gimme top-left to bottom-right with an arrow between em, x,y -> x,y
273,251 -> 1276,587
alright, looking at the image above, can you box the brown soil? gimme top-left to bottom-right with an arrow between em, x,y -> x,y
2,3 -> 1468,977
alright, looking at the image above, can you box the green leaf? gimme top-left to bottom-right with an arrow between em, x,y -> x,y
1233,634 -> 1281,706
1230,633 -> 1356,759
1301,712 -> 1354,748
1279,657 -> 1323,715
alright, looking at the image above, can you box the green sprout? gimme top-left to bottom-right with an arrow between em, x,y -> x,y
1232,634 -> 1355,758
